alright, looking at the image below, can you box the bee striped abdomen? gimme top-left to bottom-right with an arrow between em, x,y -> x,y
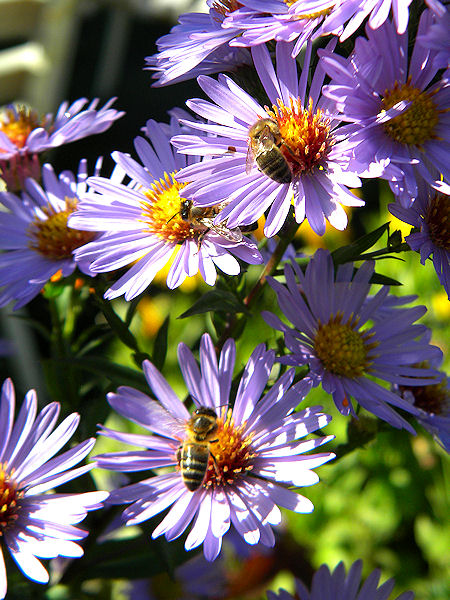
256,147 -> 292,183
178,442 -> 210,491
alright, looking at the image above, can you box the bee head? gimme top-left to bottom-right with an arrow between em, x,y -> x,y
191,406 -> 218,439
180,199 -> 192,221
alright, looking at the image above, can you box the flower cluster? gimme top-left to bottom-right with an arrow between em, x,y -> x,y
0,0 -> 447,597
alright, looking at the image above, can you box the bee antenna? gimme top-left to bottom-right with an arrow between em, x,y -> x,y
166,210 -> 180,224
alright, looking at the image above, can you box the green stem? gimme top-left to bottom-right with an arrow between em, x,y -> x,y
92,280 -> 149,365
216,214 -> 299,351
48,297 -> 79,412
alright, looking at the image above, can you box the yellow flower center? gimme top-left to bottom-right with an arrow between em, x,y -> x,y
381,80 -> 440,147
27,197 -> 95,260
0,465 -> 22,535
204,409 -> 255,488
425,192 -> 450,251
268,97 -> 334,176
0,106 -> 40,152
314,313 -> 378,378
140,172 -> 200,244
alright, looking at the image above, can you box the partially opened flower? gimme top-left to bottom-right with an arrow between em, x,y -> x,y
95,334 -> 334,561
69,115 -> 262,300
389,179 -> 450,299
0,160 -> 100,310
320,10 -> 450,206
263,249 -> 443,431
0,98 -> 123,191
173,41 -> 364,238
145,1 -> 251,86
267,559 -> 414,600
0,378 -> 108,599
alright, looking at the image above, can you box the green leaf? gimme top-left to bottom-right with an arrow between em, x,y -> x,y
67,356 -> 148,392
370,272 -> 402,286
152,315 -> 170,371
61,533 -> 192,583
178,290 -> 250,319
94,296 -> 140,352
331,223 -> 390,264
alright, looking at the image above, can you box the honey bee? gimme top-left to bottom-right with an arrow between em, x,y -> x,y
177,406 -> 219,491
180,199 -> 243,244
247,118 -> 292,184
142,399 -> 220,491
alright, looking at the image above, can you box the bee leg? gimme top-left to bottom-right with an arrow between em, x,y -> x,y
195,229 -> 210,252
209,443 -> 222,481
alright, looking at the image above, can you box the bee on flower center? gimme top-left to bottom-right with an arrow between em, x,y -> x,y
177,406 -> 219,491
180,199 -> 244,246
246,118 -> 293,184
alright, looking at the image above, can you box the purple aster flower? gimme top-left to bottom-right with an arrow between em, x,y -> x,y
173,41 -> 364,238
69,115 -> 262,300
267,559 -> 414,600
319,11 -> 450,206
0,378 -> 108,598
145,1 -> 252,86
0,98 -> 123,191
223,1 -> 336,58
0,160 -> 100,310
95,333 -> 334,561
262,249 -> 443,432
389,179 -> 450,299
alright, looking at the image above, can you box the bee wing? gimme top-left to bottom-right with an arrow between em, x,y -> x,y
141,399 -> 187,440
211,224 -> 243,242
246,143 -> 256,175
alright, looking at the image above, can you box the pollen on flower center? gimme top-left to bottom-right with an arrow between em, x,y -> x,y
0,465 -> 22,535
27,197 -> 95,260
268,97 -> 334,176
381,80 -> 440,147
314,313 -> 378,378
203,409 -> 254,488
0,106 -> 40,152
425,192 -> 450,251
140,172 -> 195,244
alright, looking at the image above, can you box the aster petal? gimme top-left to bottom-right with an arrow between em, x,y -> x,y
8,547 -> 49,584
203,529 -> 222,562
152,489 -> 200,540
234,345 -> 274,422
184,492 -> 213,551
107,387 -> 183,439
177,343 -> 203,403
142,360 -> 190,421
218,338 -> 235,410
